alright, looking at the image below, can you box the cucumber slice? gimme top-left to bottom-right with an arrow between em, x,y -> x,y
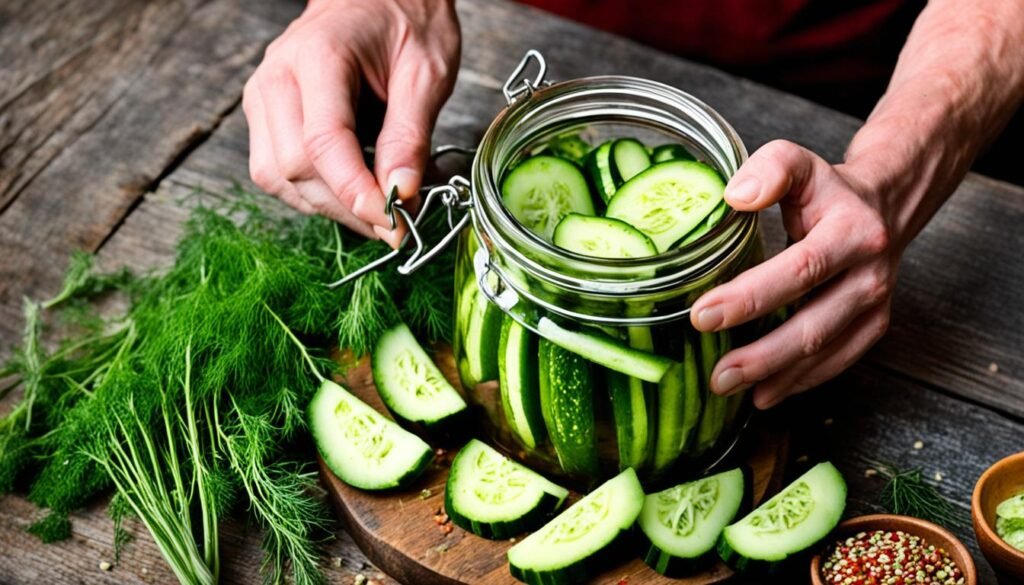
552,213 -> 657,259
653,336 -> 702,473
694,331 -> 727,455
508,468 -> 645,585
372,323 -> 467,429
607,328 -> 656,471
538,338 -> 598,477
463,279 -> 503,385
309,380 -> 434,490
502,155 -> 595,241
638,468 -> 747,576
718,462 -> 847,573
678,200 -> 730,247
610,138 -> 652,184
544,133 -> 592,166
585,141 -> 617,203
499,316 -> 545,449
606,160 -> 726,253
445,439 -> 568,539
651,143 -> 696,163
537,317 -> 674,384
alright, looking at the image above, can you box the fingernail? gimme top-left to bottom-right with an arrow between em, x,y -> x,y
387,167 -> 420,199
716,367 -> 745,395
726,177 -> 760,205
695,306 -> 724,331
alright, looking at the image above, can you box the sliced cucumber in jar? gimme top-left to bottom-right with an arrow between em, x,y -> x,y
678,199 -> 730,247
610,138 -> 652,184
372,323 -> 467,431
651,143 -> 696,163
538,338 -> 599,478
606,160 -> 726,253
537,317 -> 675,384
461,278 -> 503,386
552,213 -> 657,259
694,331 -> 727,456
502,155 -> 595,241
445,439 -> 568,540
638,468 -> 748,576
718,462 -> 847,574
585,141 -> 618,204
499,315 -> 545,449
607,327 -> 657,471
508,468 -> 645,585
653,336 -> 702,474
309,380 -> 434,490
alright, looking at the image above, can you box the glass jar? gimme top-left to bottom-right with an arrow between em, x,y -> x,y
448,53 -> 769,488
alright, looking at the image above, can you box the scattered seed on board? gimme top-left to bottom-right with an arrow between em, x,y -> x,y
935,471 -> 944,482
354,574 -> 368,585
989,362 -> 999,374
420,488 -> 432,499
865,468 -> 878,478
332,557 -> 344,568
99,561 -> 112,572
913,440 -> 924,450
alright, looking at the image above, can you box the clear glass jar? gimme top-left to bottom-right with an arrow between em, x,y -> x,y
450,67 -> 769,489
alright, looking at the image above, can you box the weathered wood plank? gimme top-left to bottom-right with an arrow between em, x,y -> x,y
0,0 -> 302,349
0,493 -> 398,585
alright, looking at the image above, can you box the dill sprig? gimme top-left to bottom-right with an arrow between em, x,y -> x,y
0,187 -> 456,584
877,463 -> 963,528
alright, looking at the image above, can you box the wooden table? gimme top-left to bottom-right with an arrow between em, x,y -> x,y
1,0 -> 1021,583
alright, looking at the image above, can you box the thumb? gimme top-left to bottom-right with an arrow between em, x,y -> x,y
724,139 -> 816,211
373,57 -> 453,212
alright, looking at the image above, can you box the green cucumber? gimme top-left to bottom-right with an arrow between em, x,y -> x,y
694,331 -> 727,456
606,160 -> 726,252
552,213 -> 657,259
653,335 -> 702,474
445,439 -> 568,539
502,155 -> 595,241
508,468 -> 645,585
538,338 -> 598,477
678,200 -> 730,247
499,316 -> 545,449
651,143 -> 696,163
372,323 -> 467,430
718,462 -> 847,574
309,380 -> 434,490
638,468 -> 748,576
537,317 -> 674,384
462,279 -> 503,385
610,138 -> 652,184
721,331 -> 747,430
585,141 -> 617,203
607,328 -> 656,471
543,133 -> 592,165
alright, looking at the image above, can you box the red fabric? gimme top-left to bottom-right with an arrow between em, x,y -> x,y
518,0 -> 923,111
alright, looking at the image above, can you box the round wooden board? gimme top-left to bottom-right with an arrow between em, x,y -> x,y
320,347 -> 790,585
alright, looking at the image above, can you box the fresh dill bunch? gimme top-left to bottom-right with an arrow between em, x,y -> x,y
108,491 -> 135,562
27,511 -> 71,543
877,463 -> 964,528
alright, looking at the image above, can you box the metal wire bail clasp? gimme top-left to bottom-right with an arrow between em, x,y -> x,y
502,50 -> 549,105
325,171 -> 473,289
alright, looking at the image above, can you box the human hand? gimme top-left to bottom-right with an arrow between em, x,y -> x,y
690,140 -> 897,409
243,0 -> 460,247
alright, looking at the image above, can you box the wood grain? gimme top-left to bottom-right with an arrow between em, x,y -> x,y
320,347 -> 788,585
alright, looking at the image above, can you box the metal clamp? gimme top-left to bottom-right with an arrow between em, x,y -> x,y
325,147 -> 474,289
502,50 -> 549,105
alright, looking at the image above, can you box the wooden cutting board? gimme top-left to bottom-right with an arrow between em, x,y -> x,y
320,346 -> 789,585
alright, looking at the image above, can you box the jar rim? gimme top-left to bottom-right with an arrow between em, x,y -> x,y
470,74 -> 755,303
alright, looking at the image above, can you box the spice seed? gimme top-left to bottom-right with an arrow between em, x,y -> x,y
914,440 -> 924,450
99,561 -> 112,572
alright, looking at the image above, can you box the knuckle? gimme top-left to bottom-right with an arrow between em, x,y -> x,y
302,126 -> 343,166
792,246 -> 829,289
860,212 -> 891,256
799,322 -> 830,357
277,149 -> 313,182
870,309 -> 892,342
249,161 -> 277,193
861,270 -> 892,306
377,121 -> 431,155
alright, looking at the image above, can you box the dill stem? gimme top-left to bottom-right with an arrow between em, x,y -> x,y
262,302 -> 326,384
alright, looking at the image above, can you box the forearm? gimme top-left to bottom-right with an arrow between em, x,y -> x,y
844,0 -> 1024,249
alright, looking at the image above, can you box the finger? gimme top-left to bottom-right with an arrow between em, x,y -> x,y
294,49 -> 394,233
752,300 -> 892,409
709,263 -> 889,395
243,78 -> 315,214
692,211 -> 877,332
373,55 -> 452,205
724,139 -> 817,212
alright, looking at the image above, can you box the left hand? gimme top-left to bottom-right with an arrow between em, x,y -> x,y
690,139 -> 897,409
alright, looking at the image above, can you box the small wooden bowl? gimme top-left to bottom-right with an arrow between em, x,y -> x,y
973,451 -> 1024,578
810,515 -> 977,585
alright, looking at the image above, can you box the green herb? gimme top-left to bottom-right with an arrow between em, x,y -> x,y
27,511 -> 71,543
877,463 -> 963,528
0,188 -> 455,584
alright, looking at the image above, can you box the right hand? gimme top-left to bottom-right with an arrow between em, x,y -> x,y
243,0 -> 461,247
